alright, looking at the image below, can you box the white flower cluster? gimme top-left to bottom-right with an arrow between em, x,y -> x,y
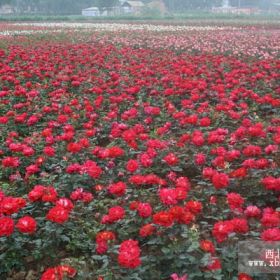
12,22 -> 238,32
0,30 -> 62,36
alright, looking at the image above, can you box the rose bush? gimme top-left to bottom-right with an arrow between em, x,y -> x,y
0,21 -> 279,280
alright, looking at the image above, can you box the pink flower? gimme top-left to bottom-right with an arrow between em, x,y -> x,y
170,273 -> 188,280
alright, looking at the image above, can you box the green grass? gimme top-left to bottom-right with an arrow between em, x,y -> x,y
0,11 -> 279,25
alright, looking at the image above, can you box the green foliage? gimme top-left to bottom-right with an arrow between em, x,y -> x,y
7,0 -> 96,14
96,0 -> 118,10
0,0 -> 11,6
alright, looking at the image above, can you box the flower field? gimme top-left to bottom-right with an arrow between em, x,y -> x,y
0,21 -> 279,280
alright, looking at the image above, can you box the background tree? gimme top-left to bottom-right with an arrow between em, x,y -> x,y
0,0 -> 12,5
163,0 -> 223,11
2,0 -> 273,14
8,0 -> 96,14
96,0 -> 118,13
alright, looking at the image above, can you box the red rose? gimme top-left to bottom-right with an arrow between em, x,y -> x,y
56,198 -> 74,211
16,216 -> 37,234
205,257 -> 221,271
96,231 -> 116,242
185,201 -> 202,215
67,142 -> 82,153
140,153 -> 153,168
41,265 -> 76,280
200,240 -> 215,254
102,206 -> 125,224
163,153 -> 179,166
43,146 -> 55,157
139,224 -> 155,237
212,221 -> 234,243
231,218 -> 249,234
0,217 -> 14,237
227,193 -> 244,211
25,164 -> 39,175
42,186 -> 57,202
46,206 -> 70,224
229,167 -> 247,178
129,175 -> 146,185
244,205 -> 261,218
243,145 -> 262,157
0,197 -> 26,215
83,160 -> 102,179
175,177 -> 190,190
238,273 -> 253,280
179,211 -> 194,225
169,206 -> 184,222
261,228 -> 280,241
2,156 -> 20,168
118,240 -> 141,269
82,192 -> 93,203
126,159 -> 138,173
96,240 -> 108,254
202,167 -> 216,179
194,153 -> 206,165
22,146 -> 34,157
212,172 -> 229,189
192,132 -> 205,146
28,185 -> 45,202
70,188 -> 93,203
261,176 -> 280,191
129,201 -> 139,210
137,203 -> 152,218
159,188 -> 178,205
199,117 -> 211,127
153,211 -> 174,227
108,182 -> 127,197
261,213 -> 280,228
108,146 -> 125,157
175,187 -> 188,200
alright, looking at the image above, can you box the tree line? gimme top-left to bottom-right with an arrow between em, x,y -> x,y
0,0 -> 274,15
